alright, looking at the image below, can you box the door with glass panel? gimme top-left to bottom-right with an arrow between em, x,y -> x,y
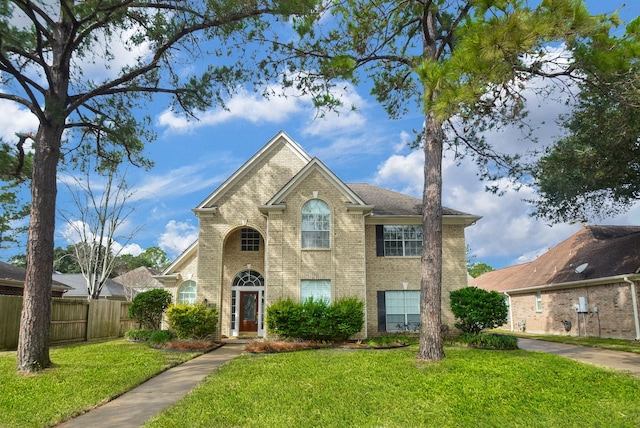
239,291 -> 259,333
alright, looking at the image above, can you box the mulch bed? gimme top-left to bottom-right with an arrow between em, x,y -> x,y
243,340 -> 410,353
155,339 -> 223,353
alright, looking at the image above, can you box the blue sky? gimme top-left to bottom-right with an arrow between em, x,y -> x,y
1,1 -> 639,270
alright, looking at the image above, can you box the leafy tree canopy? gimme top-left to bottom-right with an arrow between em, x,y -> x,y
2,0 -> 321,372
0,140 -> 33,252
530,18 -> 640,223
265,0 -> 634,361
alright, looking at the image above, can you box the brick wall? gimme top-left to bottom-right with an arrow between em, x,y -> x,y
364,223 -> 469,336
505,281 -> 640,340
264,169 -> 367,338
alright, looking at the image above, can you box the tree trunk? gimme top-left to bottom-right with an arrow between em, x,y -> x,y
17,124 -> 63,372
417,111 -> 445,361
17,14 -> 71,373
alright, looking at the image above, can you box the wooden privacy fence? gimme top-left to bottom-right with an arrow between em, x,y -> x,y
0,296 -> 138,350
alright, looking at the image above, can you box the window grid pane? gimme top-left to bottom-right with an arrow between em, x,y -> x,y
301,200 -> 330,249
385,290 -> 419,331
383,225 -> 422,256
241,228 -> 260,252
178,281 -> 197,305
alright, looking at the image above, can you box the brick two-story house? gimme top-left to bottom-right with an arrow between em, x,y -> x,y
155,131 -> 480,339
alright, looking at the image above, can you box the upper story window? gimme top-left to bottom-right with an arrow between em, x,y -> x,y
301,199 -> 330,249
376,225 -> 422,256
178,280 -> 197,305
241,228 -> 260,252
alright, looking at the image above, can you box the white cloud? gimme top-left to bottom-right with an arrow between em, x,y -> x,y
374,149 -> 423,197
301,83 -> 369,137
158,220 -> 198,257
113,242 -> 144,256
157,86 -> 305,133
60,220 -> 92,245
0,99 -> 39,141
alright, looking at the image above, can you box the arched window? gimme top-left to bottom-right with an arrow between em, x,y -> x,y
177,280 -> 197,304
301,199 -> 330,248
232,270 -> 264,287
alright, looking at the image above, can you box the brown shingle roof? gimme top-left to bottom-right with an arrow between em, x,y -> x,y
0,261 -> 29,282
471,225 -> 640,292
347,183 -> 472,217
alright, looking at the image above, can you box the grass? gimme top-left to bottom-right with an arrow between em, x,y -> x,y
0,340 -> 200,428
505,331 -> 640,354
145,345 -> 640,428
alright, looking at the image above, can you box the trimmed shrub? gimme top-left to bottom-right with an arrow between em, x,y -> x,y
166,303 -> 219,339
266,297 -> 364,341
453,333 -> 519,350
149,330 -> 174,347
124,329 -> 153,341
128,289 -> 172,330
450,286 -> 508,334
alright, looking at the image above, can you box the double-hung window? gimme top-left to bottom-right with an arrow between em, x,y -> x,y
377,225 -> 422,256
377,290 -> 420,332
301,199 -> 330,248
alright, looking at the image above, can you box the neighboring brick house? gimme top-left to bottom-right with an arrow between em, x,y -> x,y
155,131 -> 480,339
471,225 -> 640,341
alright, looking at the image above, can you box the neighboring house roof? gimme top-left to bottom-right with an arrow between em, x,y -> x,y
114,266 -> 162,290
53,273 -> 128,299
0,261 -> 71,296
471,225 -> 640,293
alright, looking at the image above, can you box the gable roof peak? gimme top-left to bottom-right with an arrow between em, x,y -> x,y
195,131 -> 312,209
263,156 -> 368,207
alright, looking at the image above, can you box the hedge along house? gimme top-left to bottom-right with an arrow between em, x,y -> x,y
154,131 -> 480,339
470,226 -> 640,341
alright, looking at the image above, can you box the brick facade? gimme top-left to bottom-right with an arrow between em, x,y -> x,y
157,132 -> 478,339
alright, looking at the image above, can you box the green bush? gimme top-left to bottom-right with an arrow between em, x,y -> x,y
166,303 -> 219,339
124,329 -> 153,341
149,330 -> 174,346
450,286 -> 508,334
453,333 -> 519,350
129,289 -> 172,330
266,297 -> 364,341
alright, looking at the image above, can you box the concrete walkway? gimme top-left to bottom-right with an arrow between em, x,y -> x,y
518,338 -> 640,375
57,342 -> 245,428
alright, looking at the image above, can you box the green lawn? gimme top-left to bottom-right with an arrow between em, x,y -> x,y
145,345 -> 640,428
0,340 -> 199,428
2,339 -> 639,428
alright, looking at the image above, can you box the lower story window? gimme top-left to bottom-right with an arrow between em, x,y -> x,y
535,291 -> 543,312
377,290 -> 420,332
301,279 -> 331,302
178,280 -> 197,304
